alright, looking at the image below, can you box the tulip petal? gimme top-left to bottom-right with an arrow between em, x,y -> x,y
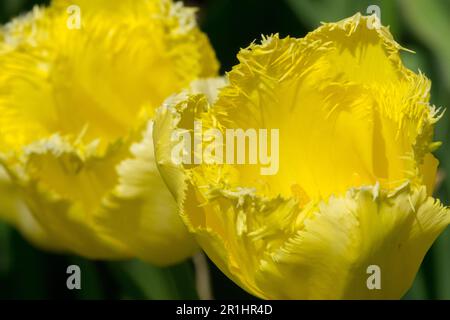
0,165 -> 61,251
97,122 -> 198,266
257,185 -> 449,299
5,135 -> 132,258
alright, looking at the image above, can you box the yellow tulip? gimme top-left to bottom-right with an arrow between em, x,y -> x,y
0,0 -> 218,264
154,14 -> 450,298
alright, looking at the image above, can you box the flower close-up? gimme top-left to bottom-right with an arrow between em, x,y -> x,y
154,14 -> 450,299
0,0 -> 218,265
1,0 -> 450,304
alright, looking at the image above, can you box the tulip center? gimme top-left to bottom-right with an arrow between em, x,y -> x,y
217,30 -> 436,202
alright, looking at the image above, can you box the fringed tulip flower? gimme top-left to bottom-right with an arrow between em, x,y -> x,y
0,0 -> 218,264
154,14 -> 450,298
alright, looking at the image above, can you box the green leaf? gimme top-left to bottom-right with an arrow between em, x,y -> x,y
432,228 -> 450,299
398,0 -> 450,91
404,267 -> 429,299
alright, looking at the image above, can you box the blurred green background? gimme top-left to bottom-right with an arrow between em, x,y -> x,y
0,0 -> 449,299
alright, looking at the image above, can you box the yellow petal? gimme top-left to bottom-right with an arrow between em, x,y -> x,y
96,122 -> 198,266
0,165 -> 62,251
5,135 -> 132,258
257,185 -> 449,299
174,182 -> 449,299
